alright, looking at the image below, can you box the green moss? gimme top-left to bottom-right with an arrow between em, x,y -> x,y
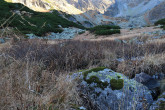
86,75 -> 109,89
117,75 -> 121,79
81,67 -> 108,89
82,67 -> 106,81
110,79 -> 124,90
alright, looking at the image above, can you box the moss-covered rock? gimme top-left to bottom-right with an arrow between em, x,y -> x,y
110,79 -> 124,90
86,75 -> 109,89
71,68 -> 153,110
82,67 -> 106,81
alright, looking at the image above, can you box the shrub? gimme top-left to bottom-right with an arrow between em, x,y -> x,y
155,18 -> 165,30
88,25 -> 121,35
94,29 -> 120,35
89,25 -> 121,32
155,18 -> 165,26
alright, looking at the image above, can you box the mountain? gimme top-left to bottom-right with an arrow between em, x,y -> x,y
6,0 -> 165,28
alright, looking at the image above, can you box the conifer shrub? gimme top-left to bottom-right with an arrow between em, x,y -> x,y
89,25 -> 121,35
155,18 -> 165,30
94,29 -> 120,35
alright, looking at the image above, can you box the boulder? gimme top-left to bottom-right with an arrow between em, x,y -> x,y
71,68 -> 153,110
27,27 -> 85,40
134,72 -> 152,83
0,38 -> 5,43
150,92 -> 165,110
134,73 -> 161,100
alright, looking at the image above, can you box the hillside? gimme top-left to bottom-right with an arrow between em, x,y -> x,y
8,0 -> 165,28
0,0 -> 84,36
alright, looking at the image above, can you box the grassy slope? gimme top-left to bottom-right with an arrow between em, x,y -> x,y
0,0 -> 85,36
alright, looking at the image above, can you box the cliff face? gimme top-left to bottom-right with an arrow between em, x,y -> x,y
148,1 -> 165,23
12,0 -> 51,11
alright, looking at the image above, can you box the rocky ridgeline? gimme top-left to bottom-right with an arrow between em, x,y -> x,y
26,27 -> 84,40
71,68 -> 157,110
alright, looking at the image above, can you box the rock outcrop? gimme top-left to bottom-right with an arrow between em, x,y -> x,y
150,92 -> 165,110
71,68 -> 153,110
26,27 -> 84,40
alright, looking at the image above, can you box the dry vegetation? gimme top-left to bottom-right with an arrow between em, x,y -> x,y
0,54 -> 82,110
0,28 -> 165,109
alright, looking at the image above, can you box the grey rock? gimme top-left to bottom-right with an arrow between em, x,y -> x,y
150,92 -> 165,110
0,38 -> 5,43
72,68 -> 153,110
26,27 -> 85,40
134,72 -> 152,83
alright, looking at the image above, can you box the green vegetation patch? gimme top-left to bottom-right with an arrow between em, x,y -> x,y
155,18 -> 165,30
0,0 -> 85,36
94,29 -> 120,35
82,67 -> 108,89
88,25 -> 121,35
82,67 -> 106,81
86,76 -> 109,89
110,78 -> 124,90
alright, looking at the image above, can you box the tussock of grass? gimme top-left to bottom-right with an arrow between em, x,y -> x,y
0,55 -> 82,110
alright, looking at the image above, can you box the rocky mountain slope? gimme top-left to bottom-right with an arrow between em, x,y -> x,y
1,0 -> 84,36
6,0 -> 165,28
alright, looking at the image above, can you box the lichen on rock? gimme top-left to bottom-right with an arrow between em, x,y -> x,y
71,67 -> 153,110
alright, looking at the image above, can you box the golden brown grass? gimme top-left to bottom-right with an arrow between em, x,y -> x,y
0,54 -> 82,110
0,26 -> 165,109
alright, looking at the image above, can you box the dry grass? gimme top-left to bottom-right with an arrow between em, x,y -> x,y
2,38 -> 165,78
0,54 -> 82,110
0,26 -> 165,109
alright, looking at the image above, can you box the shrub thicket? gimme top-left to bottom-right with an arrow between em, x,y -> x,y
89,25 -> 121,35
155,18 -> 165,30
0,0 -> 85,36
95,29 -> 120,35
